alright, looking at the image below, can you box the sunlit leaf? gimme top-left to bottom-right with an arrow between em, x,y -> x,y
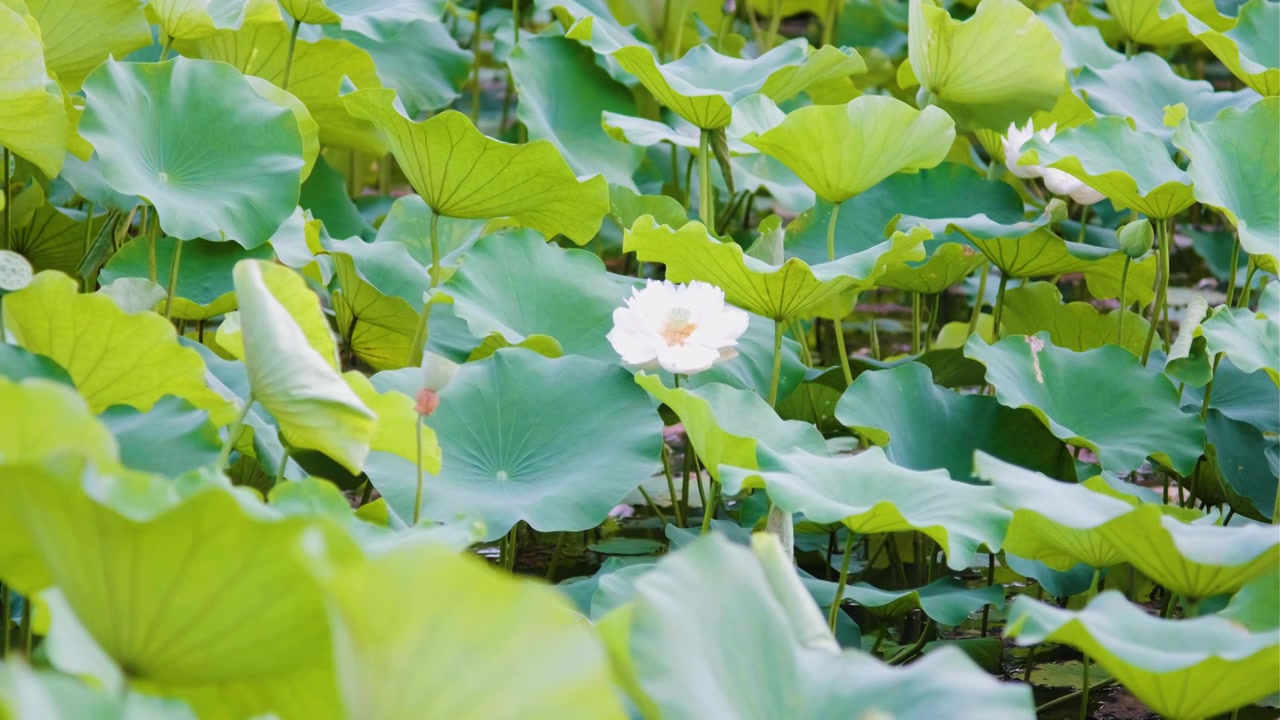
145,0 -> 282,40
1001,281 -> 1152,356
0,2 -> 68,177
1193,0 -> 1279,96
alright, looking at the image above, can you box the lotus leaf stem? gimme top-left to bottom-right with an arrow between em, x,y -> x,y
407,213 -> 442,368
833,315 -> 854,387
638,486 -> 668,526
545,532 -> 568,581
825,201 -> 841,262
1237,256 -> 1258,309
886,618 -> 933,665
1078,568 -> 1102,720
991,274 -> 1010,342
700,480 -> 720,535
147,210 -> 159,284
1225,236 -> 1241,305
827,530 -> 857,632
980,552 -> 995,637
81,201 -> 96,291
282,19 -> 301,92
216,394 -> 256,470
1035,678 -> 1118,714
0,583 -> 8,658
163,239 -> 182,319
2,148 -> 10,252
160,35 -> 174,61
1116,256 -> 1131,344
765,0 -> 783,48
660,442 -> 683,526
470,8 -> 483,123
768,319 -> 784,406
911,293 -> 922,355
967,260 -> 990,337
413,414 -> 425,524
698,129 -> 714,230
1140,218 -> 1171,365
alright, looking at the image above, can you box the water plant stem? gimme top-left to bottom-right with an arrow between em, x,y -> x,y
925,294 -> 940,352
545,532 -> 568,580
911,293 -> 922,355
147,211 -> 159,284
1199,353 -> 1223,421
2,148 -> 9,252
821,0 -> 840,46
0,583 -> 7,658
1035,678 -> 1118,714
768,319 -> 784,406
638,486 -> 668,525
1237,256 -> 1258,309
413,414 -> 425,524
700,480 -> 719,535
470,7 -> 483,123
826,202 -> 841,261
661,443 -> 683,526
81,201 -> 96,291
765,0 -> 783,48
216,395 -> 255,470
698,129 -> 714,230
968,260 -> 990,337
827,530 -> 857,632
1116,256 -> 1131,344
159,35 -> 174,61
1224,236 -> 1240,306
163,239 -> 182,319
1140,218 -> 1171,365
991,274 -> 1010,341
407,213 -> 442,367
887,618 -> 933,665
282,18 -> 302,92
1076,204 -> 1089,244
980,552 -> 995,637
1078,568 -> 1102,720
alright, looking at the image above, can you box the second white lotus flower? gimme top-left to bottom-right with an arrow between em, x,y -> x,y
608,279 -> 750,375
1002,120 -> 1105,206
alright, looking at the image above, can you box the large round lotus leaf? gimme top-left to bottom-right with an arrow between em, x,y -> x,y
618,534 -> 1034,719
1001,281 -> 1152,356
624,216 -> 928,320
1,272 -> 230,421
24,0 -> 151,91
965,333 -> 1205,474
177,22 -> 388,156
80,58 -> 304,246
1196,301 -> 1279,386
99,396 -> 221,477
1018,117 -> 1195,219
607,39 -> 866,129
1173,97 -> 1279,265
636,374 -> 828,481
1006,592 -> 1279,718
243,75 -> 320,181
5,204 -> 105,277
145,0 -> 282,40
4,459 -> 354,719
509,34 -> 643,190
100,236 -> 274,321
722,446 -> 1011,570
742,96 -> 954,205
0,3 -> 68,178
1038,4 -> 1124,70
371,350 -> 663,540
1073,53 -> 1259,147
808,574 -> 1006,627
437,233 -> 632,361
233,260 -> 376,473
1103,0 -> 1229,46
784,164 -> 1021,294
1195,0 -> 1279,96
836,363 -> 1074,483
343,88 -> 608,244
903,0 -> 1064,131
317,539 -> 626,719
323,17 -> 470,118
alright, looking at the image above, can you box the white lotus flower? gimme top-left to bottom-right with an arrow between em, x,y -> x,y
608,279 -> 750,375
1002,120 -> 1105,205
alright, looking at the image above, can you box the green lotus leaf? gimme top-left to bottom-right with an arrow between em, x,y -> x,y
1183,354 -> 1279,434
316,538 -> 625,718
741,95 -> 955,204
3,458 -> 353,719
617,534 -> 1034,718
182,338 -> 288,472
343,88 -> 608,244
436,233 -> 633,361
1001,281 -> 1152,356
243,75 -> 320,182
624,215 -> 928,320
965,333 -> 1204,474
1194,0 -> 1279,95
80,58 -> 304,246
835,363 -> 1074,483
1038,4 -> 1124,70
548,0 -> 649,57
5,203 -> 104,277
146,0 -> 282,40
509,34 -> 643,190
2,271 -> 230,421
233,259 -> 376,473
321,16 -> 469,117
1193,408 -> 1278,518
58,153 -> 139,213
0,376 -> 118,472
602,110 -> 704,150
321,234 -> 431,306
1172,97 -> 1279,264
279,0 -> 341,23
100,236 -> 273,321
0,2 -> 68,178
608,39 -> 866,129
372,195 -> 489,269
99,396 -> 221,477
1018,117 -> 1195,219
0,344 -> 73,386
1218,567 -> 1280,632
178,21 -> 388,155
608,185 -> 690,232
1073,53 -> 1259,146
367,350 -> 662,539
1103,0 -> 1228,46
1199,302 -> 1279,386
0,659 -> 200,720
23,0 -> 151,91
1006,591 -> 1280,718
636,374 -> 827,481
809,575 -> 1006,627
722,446 -> 1011,570
903,0 -> 1065,131
328,252 -> 420,371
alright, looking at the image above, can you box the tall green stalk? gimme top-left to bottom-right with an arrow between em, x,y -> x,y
1224,236 -> 1241,306
413,414 -> 426,525
1140,218 -> 1171,365
282,18 -> 302,91
991,274 -> 1010,341
827,530 -> 856,631
407,213 -> 442,368
1116,256 -> 1131,344
2,148 -> 10,252
216,395 -> 255,469
470,4 -> 484,123
1079,569 -> 1102,720
825,202 -> 841,261
764,0 -> 783,48
163,239 -> 183,319
767,319 -> 784,406
698,130 -> 714,230
967,260 -> 990,337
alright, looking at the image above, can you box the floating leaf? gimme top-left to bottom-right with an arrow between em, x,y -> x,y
1018,117 -> 1195,219
368,350 -> 662,539
1194,0 -> 1279,96
2,272 -> 230,420
233,259 -> 376,473
0,2 -> 69,177
904,0 -> 1065,130
1006,591 -> 1279,718
343,88 -> 608,243
625,216 -> 927,320
722,446 -> 1010,570
607,40 -> 866,129
1172,97 -> 1279,264
965,333 -> 1204,474
80,58 -> 304,246
836,362 -> 1074,483
741,95 -> 955,204
317,539 -> 626,719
